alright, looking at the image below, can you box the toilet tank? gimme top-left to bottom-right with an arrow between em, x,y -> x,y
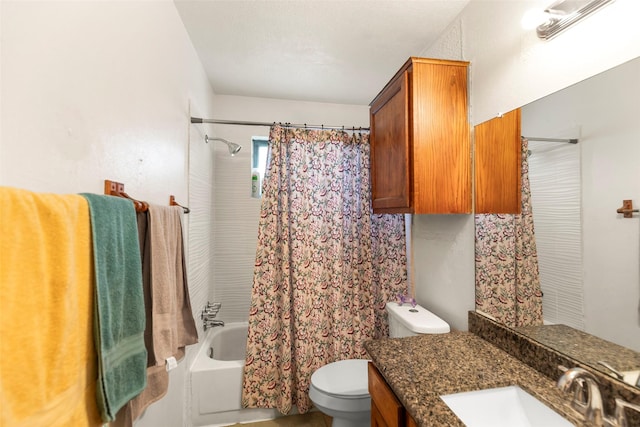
385,302 -> 450,337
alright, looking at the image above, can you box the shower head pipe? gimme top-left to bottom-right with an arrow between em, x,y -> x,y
205,135 -> 242,156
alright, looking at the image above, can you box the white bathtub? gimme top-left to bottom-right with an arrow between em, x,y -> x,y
190,322 -> 279,427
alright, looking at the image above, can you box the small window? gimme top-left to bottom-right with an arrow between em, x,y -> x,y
251,137 -> 269,198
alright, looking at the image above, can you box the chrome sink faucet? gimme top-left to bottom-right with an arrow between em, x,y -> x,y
557,366 -> 640,427
558,366 -> 605,424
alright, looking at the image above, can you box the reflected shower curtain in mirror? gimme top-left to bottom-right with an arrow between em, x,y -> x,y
475,138 -> 543,327
242,124 -> 407,414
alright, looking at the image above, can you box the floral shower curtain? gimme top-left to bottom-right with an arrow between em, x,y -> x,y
242,124 -> 407,414
475,138 -> 543,327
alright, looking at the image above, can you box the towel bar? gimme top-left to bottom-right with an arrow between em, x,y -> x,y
104,180 -> 148,213
169,195 -> 190,214
616,200 -> 638,218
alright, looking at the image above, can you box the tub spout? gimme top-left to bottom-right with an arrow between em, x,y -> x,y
204,319 -> 225,331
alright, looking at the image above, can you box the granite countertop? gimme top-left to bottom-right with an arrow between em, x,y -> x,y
515,324 -> 640,374
364,332 -> 586,426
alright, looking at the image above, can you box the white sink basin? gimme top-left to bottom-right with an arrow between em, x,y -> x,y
441,385 -> 573,427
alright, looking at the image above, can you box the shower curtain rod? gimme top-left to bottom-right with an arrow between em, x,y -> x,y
523,136 -> 579,144
191,117 -> 370,131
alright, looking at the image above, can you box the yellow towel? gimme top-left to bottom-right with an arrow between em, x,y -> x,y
0,187 -> 102,427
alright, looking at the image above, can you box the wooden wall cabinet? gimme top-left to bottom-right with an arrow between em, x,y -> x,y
474,108 -> 522,214
369,57 -> 471,214
368,362 -> 418,427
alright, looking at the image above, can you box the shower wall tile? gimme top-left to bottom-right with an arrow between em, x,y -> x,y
212,148 -> 261,323
188,132 -> 215,339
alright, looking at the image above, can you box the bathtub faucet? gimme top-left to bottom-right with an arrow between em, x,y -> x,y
201,301 -> 221,319
202,302 -> 223,331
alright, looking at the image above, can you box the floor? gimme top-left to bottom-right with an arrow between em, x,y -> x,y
225,412 -> 331,427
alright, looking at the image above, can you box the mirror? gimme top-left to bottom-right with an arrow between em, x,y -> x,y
475,55 -> 640,387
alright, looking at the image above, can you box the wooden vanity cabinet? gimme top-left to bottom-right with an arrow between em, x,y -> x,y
474,108 -> 522,214
369,57 -> 471,214
368,362 -> 417,427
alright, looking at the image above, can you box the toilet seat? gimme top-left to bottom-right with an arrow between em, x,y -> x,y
309,359 -> 371,427
310,359 -> 369,399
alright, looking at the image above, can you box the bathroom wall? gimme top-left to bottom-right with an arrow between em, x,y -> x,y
205,95 -> 369,323
410,0 -> 640,332
0,2 -> 217,425
452,0 -> 640,126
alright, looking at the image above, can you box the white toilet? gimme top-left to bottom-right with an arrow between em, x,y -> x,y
308,301 -> 450,427
384,301 -> 450,337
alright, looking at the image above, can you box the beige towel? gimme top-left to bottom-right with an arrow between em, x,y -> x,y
110,366 -> 168,427
112,205 -> 198,426
147,204 -> 198,364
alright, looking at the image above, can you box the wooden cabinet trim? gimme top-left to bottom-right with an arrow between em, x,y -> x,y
405,413 -> 419,427
370,57 -> 469,107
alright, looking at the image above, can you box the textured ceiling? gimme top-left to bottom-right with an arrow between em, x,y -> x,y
174,0 -> 470,105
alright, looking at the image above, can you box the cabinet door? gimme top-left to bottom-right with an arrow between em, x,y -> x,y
370,70 -> 412,213
368,363 -> 405,427
474,108 -> 522,214
371,401 -> 390,427
405,413 -> 418,427
412,61 -> 471,214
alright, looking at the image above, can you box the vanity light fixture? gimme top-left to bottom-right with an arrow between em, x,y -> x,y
536,0 -> 615,40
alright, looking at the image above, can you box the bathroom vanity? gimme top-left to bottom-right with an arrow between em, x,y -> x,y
365,312 -> 640,426
365,332 -> 583,426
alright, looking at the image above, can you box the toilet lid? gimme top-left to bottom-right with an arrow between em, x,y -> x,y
311,359 -> 370,398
